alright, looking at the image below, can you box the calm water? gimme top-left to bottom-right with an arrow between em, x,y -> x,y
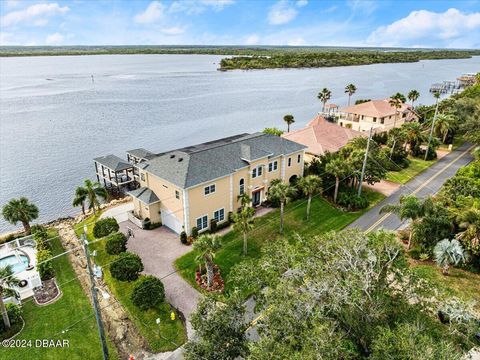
1,54 -> 479,232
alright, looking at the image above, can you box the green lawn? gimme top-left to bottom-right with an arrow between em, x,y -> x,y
75,215 -> 187,352
1,230 -> 119,360
386,157 -> 436,184
412,262 -> 480,312
175,189 -> 385,293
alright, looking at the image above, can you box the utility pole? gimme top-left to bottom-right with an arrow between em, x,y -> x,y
358,127 -> 373,197
82,225 -> 109,360
425,92 -> 440,161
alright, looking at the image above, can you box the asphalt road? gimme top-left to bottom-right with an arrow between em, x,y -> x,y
348,142 -> 476,233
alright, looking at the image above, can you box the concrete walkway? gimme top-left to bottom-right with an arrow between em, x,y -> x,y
119,221 -> 200,339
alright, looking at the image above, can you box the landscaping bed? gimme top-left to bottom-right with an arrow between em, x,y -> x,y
175,190 -> 385,294
33,278 -> 61,305
75,216 -> 187,352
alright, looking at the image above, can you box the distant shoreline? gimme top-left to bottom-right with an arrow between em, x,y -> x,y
2,46 -> 478,72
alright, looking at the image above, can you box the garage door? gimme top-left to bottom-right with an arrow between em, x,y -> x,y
161,209 -> 183,234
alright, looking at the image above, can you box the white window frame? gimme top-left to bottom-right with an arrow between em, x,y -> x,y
196,215 -> 208,231
213,208 -> 225,223
252,166 -> 263,178
239,178 -> 245,195
268,160 -> 278,172
140,173 -> 145,181
288,157 -> 292,167
297,154 -> 301,163
204,184 -> 216,196
175,190 -> 180,199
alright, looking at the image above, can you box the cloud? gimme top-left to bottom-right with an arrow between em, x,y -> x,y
45,32 -> 64,45
287,37 -> 306,46
134,1 -> 165,24
1,2 -> 69,27
4,0 -> 20,9
200,0 -> 235,11
348,0 -> 377,15
169,0 -> 234,15
160,26 -> 186,35
245,34 -> 260,45
296,0 -> 308,8
367,8 -> 480,48
268,0 -> 298,25
0,32 -> 14,45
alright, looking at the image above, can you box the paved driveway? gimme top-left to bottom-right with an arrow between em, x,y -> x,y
119,221 -> 200,337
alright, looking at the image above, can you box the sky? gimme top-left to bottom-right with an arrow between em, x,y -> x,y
1,0 -> 480,48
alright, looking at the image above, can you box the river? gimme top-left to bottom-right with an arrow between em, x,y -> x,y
1,54 -> 479,232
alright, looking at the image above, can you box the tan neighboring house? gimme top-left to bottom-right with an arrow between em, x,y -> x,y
282,115 -> 366,162
337,99 -> 419,132
126,133 -> 306,235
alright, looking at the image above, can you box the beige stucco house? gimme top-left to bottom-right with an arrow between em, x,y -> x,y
126,133 -> 306,235
337,99 -> 419,132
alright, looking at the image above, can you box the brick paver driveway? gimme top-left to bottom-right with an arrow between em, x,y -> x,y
119,221 -> 200,337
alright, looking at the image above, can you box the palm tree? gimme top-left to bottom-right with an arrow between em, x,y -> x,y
454,205 -> 480,256
2,197 -> 39,235
317,88 -> 331,113
325,158 -> 351,204
193,234 -> 222,287
232,206 -> 255,256
344,84 -> 357,106
407,90 -> 420,108
380,195 -> 434,249
268,182 -> 295,234
434,113 -> 457,143
0,265 -> 20,329
72,186 -> 88,215
401,122 -> 426,153
297,175 -> 322,220
283,114 -> 295,133
389,93 -> 405,128
434,239 -> 466,275
237,193 -> 251,208
75,179 -> 108,215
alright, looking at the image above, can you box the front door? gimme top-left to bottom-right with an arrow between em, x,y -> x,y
252,190 -> 261,206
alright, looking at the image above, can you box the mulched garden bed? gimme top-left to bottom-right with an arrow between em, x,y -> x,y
195,265 -> 224,293
34,278 -> 61,305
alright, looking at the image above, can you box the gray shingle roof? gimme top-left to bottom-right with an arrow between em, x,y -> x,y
128,187 -> 160,205
94,155 -> 133,172
137,133 -> 306,189
126,148 -> 156,160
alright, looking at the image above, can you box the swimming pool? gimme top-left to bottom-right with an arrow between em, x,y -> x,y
0,254 -> 29,274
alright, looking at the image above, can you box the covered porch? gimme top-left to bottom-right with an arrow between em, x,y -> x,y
94,154 -> 138,196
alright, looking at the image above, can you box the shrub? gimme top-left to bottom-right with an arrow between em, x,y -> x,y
210,219 -> 218,233
37,249 -> 55,280
191,227 -> 199,239
110,252 -> 144,281
337,191 -> 369,211
408,246 -> 422,260
180,231 -> 188,244
131,275 -> 165,310
32,225 -> 50,250
105,232 -> 127,255
0,304 -> 22,334
227,211 -> 234,223
216,220 -> 231,231
93,217 -> 119,238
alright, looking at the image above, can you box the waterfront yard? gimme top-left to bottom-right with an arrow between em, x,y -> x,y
386,157 -> 436,184
1,230 -> 119,360
175,189 -> 384,293
75,216 -> 187,352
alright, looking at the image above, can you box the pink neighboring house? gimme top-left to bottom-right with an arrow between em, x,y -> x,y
282,115 -> 366,160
